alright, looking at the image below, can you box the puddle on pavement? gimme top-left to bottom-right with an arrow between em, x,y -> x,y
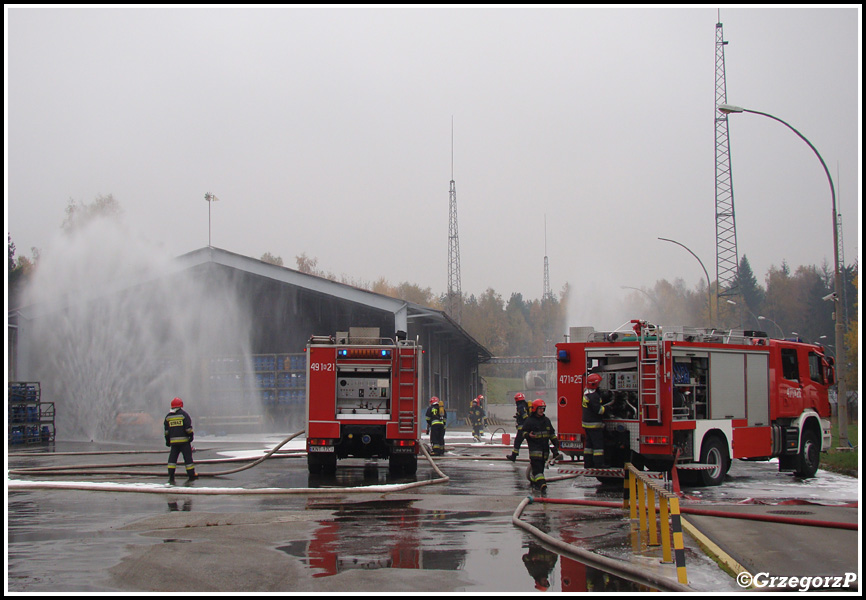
275,497 -> 654,592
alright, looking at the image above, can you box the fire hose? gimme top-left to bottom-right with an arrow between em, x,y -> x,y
8,430 -> 450,495
532,497 -> 858,530
512,496 -> 693,592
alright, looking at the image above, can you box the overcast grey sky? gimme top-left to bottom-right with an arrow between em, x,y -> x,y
6,6 -> 861,329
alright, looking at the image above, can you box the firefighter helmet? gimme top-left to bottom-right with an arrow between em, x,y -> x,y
586,373 -> 602,390
514,392 -> 526,402
531,398 -> 546,412
430,396 -> 439,404
171,397 -> 183,409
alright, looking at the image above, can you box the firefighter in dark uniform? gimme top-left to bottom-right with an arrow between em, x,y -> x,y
425,396 -> 437,435
522,398 -> 562,491
426,397 -> 447,456
164,397 -> 197,483
506,392 -> 529,461
581,373 -> 608,468
468,395 -> 486,442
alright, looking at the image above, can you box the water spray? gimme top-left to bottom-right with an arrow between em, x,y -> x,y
18,216 -> 264,442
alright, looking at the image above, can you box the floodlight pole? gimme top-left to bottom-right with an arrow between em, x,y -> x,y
205,192 -> 218,247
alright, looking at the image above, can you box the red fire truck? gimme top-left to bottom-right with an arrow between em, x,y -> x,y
305,328 -> 422,475
555,319 -> 835,485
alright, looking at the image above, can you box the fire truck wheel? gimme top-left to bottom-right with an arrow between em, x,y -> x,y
794,429 -> 820,478
698,435 -> 729,486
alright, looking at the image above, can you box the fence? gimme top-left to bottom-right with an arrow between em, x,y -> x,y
623,463 -> 688,584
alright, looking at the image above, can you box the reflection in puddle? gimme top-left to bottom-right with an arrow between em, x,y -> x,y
275,498 -> 652,591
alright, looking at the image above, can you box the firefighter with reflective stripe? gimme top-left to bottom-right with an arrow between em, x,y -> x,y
164,397 -> 197,483
522,399 -> 561,491
506,392 -> 530,461
468,395 -> 486,442
581,373 -> 608,468
426,397 -> 447,456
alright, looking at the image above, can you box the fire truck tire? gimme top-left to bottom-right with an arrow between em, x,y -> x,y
698,435 -> 729,486
794,429 -> 820,478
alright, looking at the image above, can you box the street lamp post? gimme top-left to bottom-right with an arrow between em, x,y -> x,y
726,299 -> 762,331
757,315 -> 784,339
621,286 -> 663,316
718,103 -> 848,446
658,237 -> 713,323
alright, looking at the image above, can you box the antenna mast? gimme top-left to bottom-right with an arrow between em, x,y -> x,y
447,118 -> 463,323
543,215 -> 552,301
714,16 -> 740,306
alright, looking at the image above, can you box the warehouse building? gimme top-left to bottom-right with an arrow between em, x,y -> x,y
9,247 -> 491,436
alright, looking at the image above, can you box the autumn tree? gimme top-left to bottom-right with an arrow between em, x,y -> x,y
260,252 -> 284,266
8,234 -> 38,309
462,289 -> 508,356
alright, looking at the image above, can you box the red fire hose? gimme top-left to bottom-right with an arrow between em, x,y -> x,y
533,497 -> 858,530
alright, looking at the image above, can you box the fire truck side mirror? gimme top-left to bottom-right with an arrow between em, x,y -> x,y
825,357 -> 836,385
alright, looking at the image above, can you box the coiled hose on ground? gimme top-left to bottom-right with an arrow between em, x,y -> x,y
8,430 -> 450,495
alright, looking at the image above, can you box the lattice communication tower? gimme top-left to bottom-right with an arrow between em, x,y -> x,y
714,19 -> 740,300
447,122 -> 462,323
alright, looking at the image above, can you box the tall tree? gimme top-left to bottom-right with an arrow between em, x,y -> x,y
61,194 -> 122,233
737,255 -> 765,324
763,263 -> 795,335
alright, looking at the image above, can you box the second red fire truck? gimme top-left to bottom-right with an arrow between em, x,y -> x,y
305,328 -> 422,475
555,319 -> 835,485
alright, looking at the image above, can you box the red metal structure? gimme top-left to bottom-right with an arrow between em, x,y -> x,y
306,328 -> 422,474
555,319 -> 834,485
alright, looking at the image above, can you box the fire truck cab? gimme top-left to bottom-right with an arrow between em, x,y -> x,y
556,319 -> 834,485
306,328 -> 422,475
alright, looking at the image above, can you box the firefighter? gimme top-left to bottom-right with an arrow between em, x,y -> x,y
581,373 -> 609,468
164,397 -> 197,484
468,395 -> 486,442
425,396 -> 437,435
523,398 -> 562,491
426,397 -> 447,456
506,392 -> 529,461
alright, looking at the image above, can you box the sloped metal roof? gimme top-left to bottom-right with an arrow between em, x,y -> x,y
176,247 -> 492,362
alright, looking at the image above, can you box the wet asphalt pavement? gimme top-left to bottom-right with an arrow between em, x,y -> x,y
6,430 -> 860,593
